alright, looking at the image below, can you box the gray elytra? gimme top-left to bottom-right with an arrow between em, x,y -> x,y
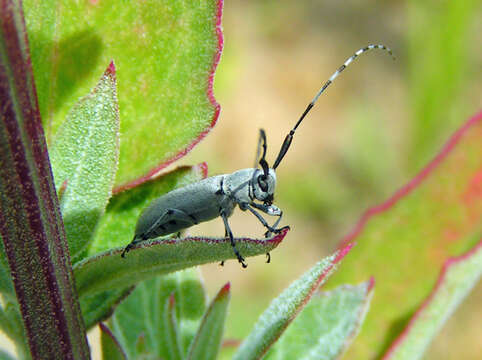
121,44 -> 394,268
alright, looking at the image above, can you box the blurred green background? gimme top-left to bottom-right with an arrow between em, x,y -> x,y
182,1 -> 481,359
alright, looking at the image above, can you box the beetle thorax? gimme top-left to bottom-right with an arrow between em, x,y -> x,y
224,168 -> 276,205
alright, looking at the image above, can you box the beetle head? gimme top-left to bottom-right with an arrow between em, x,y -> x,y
253,168 -> 276,204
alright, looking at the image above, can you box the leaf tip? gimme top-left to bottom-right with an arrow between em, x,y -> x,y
99,322 -> 110,333
368,276 -> 376,292
219,282 -> 231,296
335,241 -> 355,263
106,60 -> 116,76
195,162 -> 209,179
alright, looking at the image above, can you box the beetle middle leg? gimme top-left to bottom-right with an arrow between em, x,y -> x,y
122,208 -> 197,258
220,210 -> 247,268
143,208 -> 197,239
219,228 -> 229,267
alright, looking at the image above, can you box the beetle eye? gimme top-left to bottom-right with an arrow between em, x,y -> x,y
257,175 -> 268,192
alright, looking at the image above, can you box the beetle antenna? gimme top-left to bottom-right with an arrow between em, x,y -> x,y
254,129 -> 265,167
272,44 -> 394,169
257,129 -> 270,178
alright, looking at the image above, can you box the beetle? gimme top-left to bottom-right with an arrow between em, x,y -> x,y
121,44 -> 394,267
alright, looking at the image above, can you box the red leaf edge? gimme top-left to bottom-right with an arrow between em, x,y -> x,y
381,239 -> 482,359
99,322 -> 127,359
257,242 -> 355,359
113,0 -> 223,193
112,227 -> 290,257
291,242 -> 355,322
339,110 -> 482,249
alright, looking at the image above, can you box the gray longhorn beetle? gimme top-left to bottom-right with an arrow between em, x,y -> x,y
121,44 -> 394,267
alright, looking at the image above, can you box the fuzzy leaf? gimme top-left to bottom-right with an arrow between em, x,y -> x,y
383,240 -> 482,360
24,0 -> 223,187
75,229 -> 288,297
233,244 -> 353,360
49,62 -> 119,260
80,287 -> 134,330
89,163 -> 207,255
326,111 -> 482,358
80,165 -> 207,329
100,323 -> 127,360
186,283 -> 231,360
164,294 -> 184,360
111,269 -> 207,359
265,279 -> 374,360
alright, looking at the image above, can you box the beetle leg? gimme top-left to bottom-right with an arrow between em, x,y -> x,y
121,234 -> 146,258
220,210 -> 247,268
143,208 -> 197,239
122,208 -> 198,257
219,229 -> 229,266
244,204 -> 286,237
248,203 -> 289,237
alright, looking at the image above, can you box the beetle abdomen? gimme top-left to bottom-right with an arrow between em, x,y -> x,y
134,175 -> 235,240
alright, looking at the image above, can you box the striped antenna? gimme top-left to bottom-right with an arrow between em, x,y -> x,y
272,44 -> 394,169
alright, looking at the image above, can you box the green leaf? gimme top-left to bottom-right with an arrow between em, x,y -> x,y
79,164 -> 209,330
49,62 -> 119,260
325,111 -> 482,358
383,240 -> 482,360
75,229 -> 288,297
233,244 -> 353,360
163,294 -> 183,360
80,287 -> 134,329
24,0 -> 223,186
89,163 -> 207,255
265,279 -> 374,360
100,323 -> 127,360
186,283 -> 231,360
111,269 -> 207,359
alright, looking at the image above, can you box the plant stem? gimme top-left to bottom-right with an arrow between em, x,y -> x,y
0,0 -> 90,358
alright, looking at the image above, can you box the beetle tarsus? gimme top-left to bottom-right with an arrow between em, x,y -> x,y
266,252 -> 271,263
121,243 -> 132,258
264,225 -> 290,238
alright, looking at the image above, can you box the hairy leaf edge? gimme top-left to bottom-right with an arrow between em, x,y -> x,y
113,0 -> 223,193
381,239 -> 482,359
339,110 -> 482,249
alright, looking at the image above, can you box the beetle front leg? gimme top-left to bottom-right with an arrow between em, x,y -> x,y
220,210 -> 247,268
245,203 -> 289,236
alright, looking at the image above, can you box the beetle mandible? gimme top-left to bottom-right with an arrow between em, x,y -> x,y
121,44 -> 394,267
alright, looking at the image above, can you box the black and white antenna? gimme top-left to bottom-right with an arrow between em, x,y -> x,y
272,44 -> 395,169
